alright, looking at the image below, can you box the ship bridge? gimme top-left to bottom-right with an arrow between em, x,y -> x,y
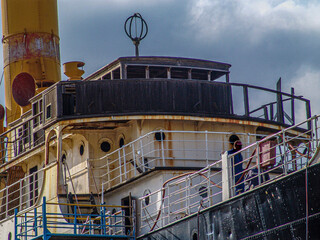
5,56 -> 311,133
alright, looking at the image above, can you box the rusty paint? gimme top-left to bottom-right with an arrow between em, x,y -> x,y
166,121 -> 174,166
12,72 -> 35,106
58,114 -> 289,134
3,33 -> 60,66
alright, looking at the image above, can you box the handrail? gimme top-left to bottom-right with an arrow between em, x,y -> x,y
139,115 -> 320,234
15,197 -> 136,240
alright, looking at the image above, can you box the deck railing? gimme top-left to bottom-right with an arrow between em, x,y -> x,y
14,197 -> 135,240
0,111 -> 45,164
227,114 -> 319,197
89,130 -> 266,193
0,167 -> 44,221
139,115 -> 320,234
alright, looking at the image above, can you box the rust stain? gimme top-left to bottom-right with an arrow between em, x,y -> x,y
59,114 -> 285,132
166,121 -> 173,166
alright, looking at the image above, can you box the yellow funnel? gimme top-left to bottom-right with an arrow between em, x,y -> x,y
1,0 -> 61,124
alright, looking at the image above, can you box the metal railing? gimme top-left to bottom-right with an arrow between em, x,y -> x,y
15,197 -> 135,240
0,167 -> 44,221
139,116 -> 320,234
229,82 -> 311,126
228,115 -> 319,197
0,111 -> 45,164
89,130 -> 266,193
139,160 -> 223,234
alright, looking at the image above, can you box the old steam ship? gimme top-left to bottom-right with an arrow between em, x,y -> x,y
0,1 -> 319,240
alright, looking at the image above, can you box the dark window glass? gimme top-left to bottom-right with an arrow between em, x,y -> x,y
100,141 -> 111,153
155,132 -> 165,141
80,145 -> 84,156
127,66 -> 146,78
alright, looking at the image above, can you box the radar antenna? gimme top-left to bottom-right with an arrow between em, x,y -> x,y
124,13 -> 148,57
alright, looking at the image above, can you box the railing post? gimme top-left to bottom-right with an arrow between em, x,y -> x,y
161,130 -> 165,166
118,151 -> 123,183
74,205 -> 77,234
101,205 -> 106,235
19,179 -> 23,211
276,78 -> 284,124
243,86 -> 249,117
6,186 -> 8,218
205,130 -> 208,166
207,167 -> 211,206
139,137 -> 145,164
187,176 -> 191,215
282,131 -> 288,175
270,103 -> 274,121
167,183 -> 170,225
106,159 -> 111,189
123,147 -> 127,180
257,144 -> 261,185
310,118 -> 315,157
101,183 -> 104,205
306,100 -> 311,130
291,88 -> 295,125
132,144 -> 137,176
42,197 -> 48,240
14,208 -> 18,240
222,152 -> 231,200
24,212 -> 27,240
315,117 -> 319,149
34,207 -> 38,237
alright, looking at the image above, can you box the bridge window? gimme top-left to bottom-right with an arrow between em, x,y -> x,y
112,68 -> 120,79
149,66 -> 167,78
127,66 -> 146,79
171,67 -> 189,79
192,69 -> 209,80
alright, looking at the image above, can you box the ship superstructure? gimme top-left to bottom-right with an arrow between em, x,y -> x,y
0,1 -> 319,240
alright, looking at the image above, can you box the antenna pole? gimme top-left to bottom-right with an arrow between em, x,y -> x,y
135,42 -> 139,57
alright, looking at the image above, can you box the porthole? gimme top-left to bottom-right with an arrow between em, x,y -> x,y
119,137 -> 125,148
100,141 -> 111,153
155,132 -> 165,141
80,144 -> 84,156
199,186 -> 208,198
143,189 -> 151,206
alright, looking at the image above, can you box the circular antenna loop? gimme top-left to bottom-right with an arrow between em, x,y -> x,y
124,13 -> 148,57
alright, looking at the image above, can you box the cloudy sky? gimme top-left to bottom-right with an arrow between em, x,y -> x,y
1,0 -> 320,119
